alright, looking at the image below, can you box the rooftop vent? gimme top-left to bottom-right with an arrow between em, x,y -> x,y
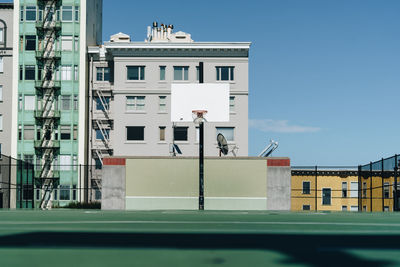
110,32 -> 131,43
145,22 -> 193,43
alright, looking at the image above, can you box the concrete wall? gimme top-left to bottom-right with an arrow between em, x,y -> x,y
102,156 -> 291,211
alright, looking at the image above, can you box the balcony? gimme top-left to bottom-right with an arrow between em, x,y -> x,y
35,50 -> 61,60
35,80 -> 61,90
35,21 -> 61,31
34,170 -> 60,179
34,110 -> 61,119
34,140 -> 60,150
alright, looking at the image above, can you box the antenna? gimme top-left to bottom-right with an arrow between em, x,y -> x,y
258,139 -> 279,157
217,133 -> 229,156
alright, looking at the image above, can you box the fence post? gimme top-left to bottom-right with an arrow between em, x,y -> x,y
315,166 -> 317,211
370,162 -> 372,212
394,155 -> 398,211
358,165 -> 361,212
382,158 -> 384,212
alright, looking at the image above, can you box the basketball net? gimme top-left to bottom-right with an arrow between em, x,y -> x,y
192,110 -> 208,124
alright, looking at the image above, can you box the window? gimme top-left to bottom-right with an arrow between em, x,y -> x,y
0,115 -> 2,131
24,154 -> 34,165
322,188 -> 331,205
229,96 -> 235,112
20,9 -> 24,22
127,66 -> 145,80
302,181 -> 310,194
96,129 -> 109,141
74,36 -> 79,51
0,85 -> 2,101
159,127 -> 166,141
216,127 -> 234,141
363,206 -> 367,212
342,206 -> 347,211
342,182 -> 347,198
61,36 -> 73,51
384,206 -> 390,212
74,6 -> 79,22
60,155 -> 71,171
73,95 -> 78,110
159,96 -> 166,112
0,57 -> 2,73
196,66 -> 199,81
61,65 -> 72,80
302,205 -> 310,211
363,182 -> 367,198
62,6 -> 73,21
159,66 -> 166,80
350,206 -> 358,212
95,189 -> 101,200
25,65 -> 35,80
25,6 -> 36,21
36,189 -> 40,201
60,125 -> 71,140
95,158 -> 102,170
54,188 -> 58,201
25,35 -> 36,51
24,125 -> 34,140
72,185 -> 77,200
23,185 -> 33,200
74,65 -> 78,81
173,66 -> 188,80
126,96 -> 145,111
24,95 -> 35,110
61,95 -> 71,110
95,97 -> 110,111
216,66 -> 234,81
73,125 -> 78,140
0,28 -> 3,43
18,126 -> 22,140
96,67 -> 110,81
384,182 -> 390,199
126,126 -> 144,141
350,182 -> 358,198
174,127 -> 188,141
60,185 -> 70,200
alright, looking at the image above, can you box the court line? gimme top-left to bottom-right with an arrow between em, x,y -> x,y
1,221 -> 400,227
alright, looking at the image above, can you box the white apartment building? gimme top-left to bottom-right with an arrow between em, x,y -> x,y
87,23 -> 250,199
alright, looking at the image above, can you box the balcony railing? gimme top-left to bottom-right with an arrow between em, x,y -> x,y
34,170 -> 60,179
34,110 -> 61,119
35,50 -> 61,60
35,21 -> 61,31
35,80 -> 61,89
34,140 -> 60,150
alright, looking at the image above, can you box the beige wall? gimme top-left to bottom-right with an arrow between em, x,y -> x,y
124,157 -> 267,210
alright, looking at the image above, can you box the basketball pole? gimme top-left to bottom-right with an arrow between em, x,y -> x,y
199,62 -> 204,210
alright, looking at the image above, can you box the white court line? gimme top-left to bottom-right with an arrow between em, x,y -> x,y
0,221 -> 399,227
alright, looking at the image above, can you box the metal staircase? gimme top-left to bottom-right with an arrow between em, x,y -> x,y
35,0 -> 62,209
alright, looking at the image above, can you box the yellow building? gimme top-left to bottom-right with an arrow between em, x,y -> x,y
292,169 -> 397,212
291,170 -> 360,212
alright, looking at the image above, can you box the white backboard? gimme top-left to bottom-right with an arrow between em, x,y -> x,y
171,83 -> 230,122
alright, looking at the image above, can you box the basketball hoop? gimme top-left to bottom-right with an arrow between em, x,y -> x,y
192,110 -> 208,124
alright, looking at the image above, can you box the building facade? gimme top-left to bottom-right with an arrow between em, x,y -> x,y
87,24 -> 250,201
0,3 -> 13,155
11,0 -> 102,208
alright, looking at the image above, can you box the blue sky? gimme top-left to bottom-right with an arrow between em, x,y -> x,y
102,0 -> 400,166
6,0 -> 400,165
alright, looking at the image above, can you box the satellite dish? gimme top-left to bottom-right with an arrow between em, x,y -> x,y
217,134 -> 229,156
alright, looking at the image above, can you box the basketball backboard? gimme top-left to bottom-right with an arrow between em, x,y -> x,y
171,83 -> 230,122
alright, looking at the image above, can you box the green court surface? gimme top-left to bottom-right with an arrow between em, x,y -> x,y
1,210 -> 400,266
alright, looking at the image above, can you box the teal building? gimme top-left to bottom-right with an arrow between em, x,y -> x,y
12,0 -> 102,208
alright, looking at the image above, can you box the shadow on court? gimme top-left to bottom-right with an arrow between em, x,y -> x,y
0,232 -> 396,266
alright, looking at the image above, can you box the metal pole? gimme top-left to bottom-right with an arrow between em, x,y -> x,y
381,158 -> 384,212
358,165 -> 361,212
8,156 -> 11,209
315,166 -> 317,211
199,121 -> 204,210
370,162 -> 372,212
198,62 -> 204,210
19,160 -> 22,209
394,155 -> 398,211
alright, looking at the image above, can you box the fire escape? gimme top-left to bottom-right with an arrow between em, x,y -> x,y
90,82 -> 113,198
34,0 -> 62,209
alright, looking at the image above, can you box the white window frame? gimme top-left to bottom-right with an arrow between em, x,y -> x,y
0,85 -> 3,101
229,96 -> 235,112
158,96 -> 167,112
173,66 -> 189,81
216,66 -> 234,81
0,28 -> 3,43
61,65 -> 72,80
0,114 -> 3,131
126,96 -> 145,111
60,155 -> 71,171
62,6 -> 73,22
216,127 -> 234,142
0,57 -> 3,73
61,36 -> 73,51
24,95 -> 35,111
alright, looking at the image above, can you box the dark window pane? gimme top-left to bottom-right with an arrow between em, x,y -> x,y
95,159 -> 102,170
25,66 -> 35,80
127,66 -> 139,80
25,35 -> 36,51
140,66 -> 145,80
127,126 -> 144,141
322,189 -> 331,205
104,68 -> 110,81
174,127 -> 188,141
302,181 -> 310,194
60,132 -> 71,140
221,67 -> 229,80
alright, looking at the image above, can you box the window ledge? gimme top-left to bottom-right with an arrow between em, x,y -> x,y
126,80 -> 146,83
157,141 -> 168,144
125,141 -> 146,144
174,141 -> 189,144
125,111 -> 147,114
172,80 -> 190,83
157,111 -> 168,114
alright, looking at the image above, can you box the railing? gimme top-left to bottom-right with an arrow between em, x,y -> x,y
35,50 -> 61,60
34,110 -> 61,119
34,140 -> 60,149
35,80 -> 61,89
